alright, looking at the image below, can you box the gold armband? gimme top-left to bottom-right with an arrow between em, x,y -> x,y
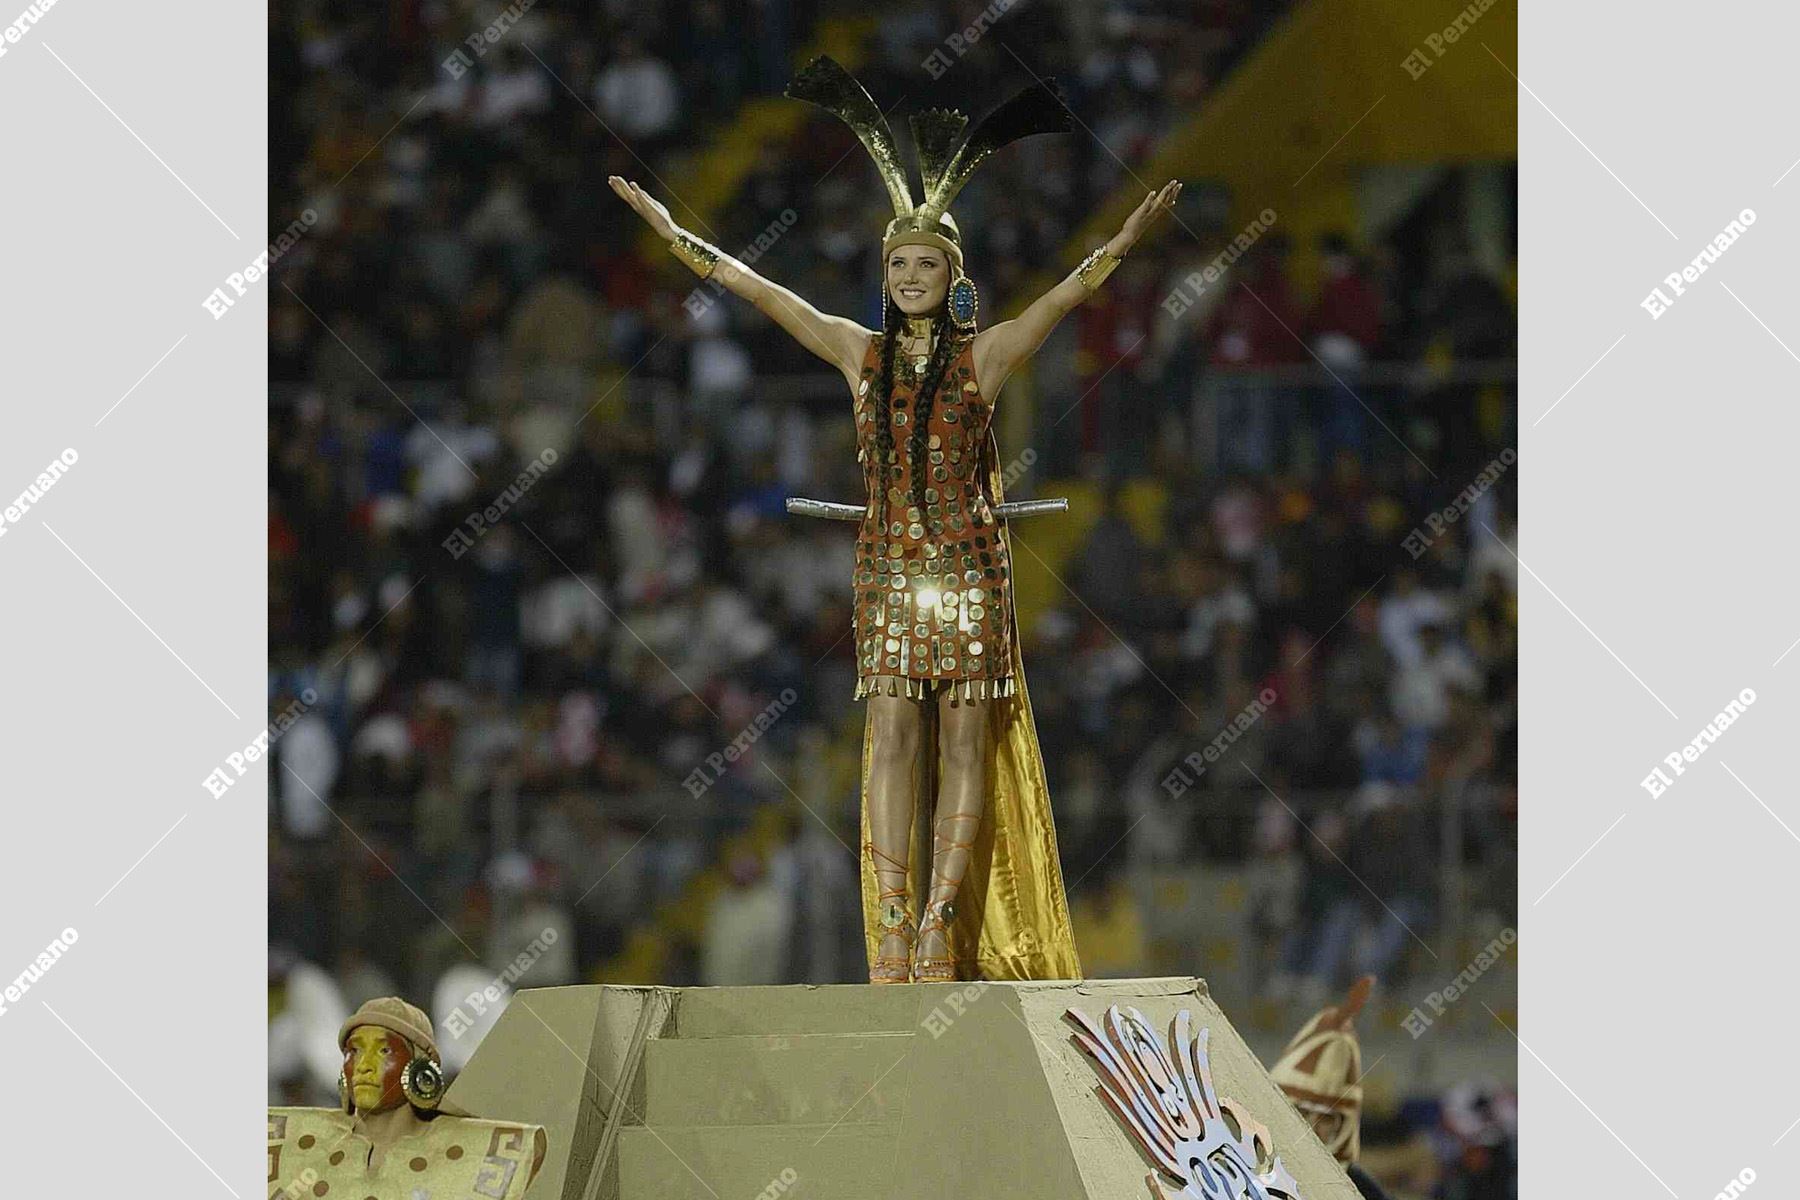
1075,245 -> 1123,291
669,230 -> 720,279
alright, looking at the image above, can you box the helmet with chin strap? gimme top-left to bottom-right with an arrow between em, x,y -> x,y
336,996 -> 446,1115
1270,976 -> 1373,1164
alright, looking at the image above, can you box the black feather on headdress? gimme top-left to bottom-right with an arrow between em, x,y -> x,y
783,56 -> 915,217
784,55 -> 1072,228
917,80 -> 1073,224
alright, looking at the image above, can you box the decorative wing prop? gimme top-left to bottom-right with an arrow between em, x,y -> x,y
1065,1005 -> 1304,1200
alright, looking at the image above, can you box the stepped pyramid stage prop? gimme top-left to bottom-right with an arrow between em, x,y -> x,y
445,977 -> 1359,1198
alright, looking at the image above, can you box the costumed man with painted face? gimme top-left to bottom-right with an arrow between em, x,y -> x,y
1269,977 -> 1395,1200
267,996 -> 546,1199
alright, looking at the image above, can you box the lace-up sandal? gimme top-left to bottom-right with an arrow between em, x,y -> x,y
865,840 -> 916,984
912,813 -> 978,983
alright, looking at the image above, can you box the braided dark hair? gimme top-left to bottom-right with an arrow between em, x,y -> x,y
871,294 -> 960,523
872,298 -> 902,532
906,308 -> 958,515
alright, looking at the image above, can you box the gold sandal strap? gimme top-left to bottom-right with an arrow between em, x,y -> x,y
923,814 -> 980,921
865,840 -> 909,870
931,815 -> 979,852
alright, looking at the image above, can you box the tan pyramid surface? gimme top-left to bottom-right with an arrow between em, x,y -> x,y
445,977 -> 1360,1199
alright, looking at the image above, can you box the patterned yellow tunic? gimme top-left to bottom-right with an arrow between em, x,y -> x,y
851,331 -> 1015,701
267,1107 -> 545,1199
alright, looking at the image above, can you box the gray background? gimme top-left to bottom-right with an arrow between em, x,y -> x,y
1519,3 -> 1800,1198
0,0 -> 1787,1194
0,0 -> 265,1191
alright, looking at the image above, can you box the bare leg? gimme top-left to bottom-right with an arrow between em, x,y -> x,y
865,685 -> 922,982
915,690 -> 992,979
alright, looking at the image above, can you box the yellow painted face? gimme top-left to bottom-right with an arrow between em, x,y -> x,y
343,1025 -> 409,1114
886,244 -> 950,315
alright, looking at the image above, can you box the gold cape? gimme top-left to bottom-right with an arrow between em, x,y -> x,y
857,420 -> 1083,981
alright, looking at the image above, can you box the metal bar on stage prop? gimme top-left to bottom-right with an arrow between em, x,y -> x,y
785,497 -> 1069,521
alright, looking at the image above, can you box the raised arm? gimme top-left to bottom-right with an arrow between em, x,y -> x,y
609,175 -> 870,384
972,180 -> 1181,397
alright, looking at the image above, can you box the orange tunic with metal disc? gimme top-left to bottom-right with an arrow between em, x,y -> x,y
851,331 -> 1014,701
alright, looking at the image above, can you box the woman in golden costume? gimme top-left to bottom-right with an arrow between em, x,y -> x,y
611,56 -> 1177,984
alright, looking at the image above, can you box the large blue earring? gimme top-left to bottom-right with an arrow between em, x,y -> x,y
949,275 -> 979,331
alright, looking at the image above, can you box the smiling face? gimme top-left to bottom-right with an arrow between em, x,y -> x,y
885,243 -> 950,315
343,1026 -> 411,1114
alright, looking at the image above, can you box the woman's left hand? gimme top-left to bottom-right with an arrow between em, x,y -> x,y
1110,179 -> 1182,256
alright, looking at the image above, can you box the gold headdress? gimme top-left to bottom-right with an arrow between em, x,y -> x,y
1270,976 -> 1372,1164
783,55 -> 1071,329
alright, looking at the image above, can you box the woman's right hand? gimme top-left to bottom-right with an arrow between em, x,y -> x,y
608,175 -> 679,243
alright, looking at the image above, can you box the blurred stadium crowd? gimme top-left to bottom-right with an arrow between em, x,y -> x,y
270,1 -> 1515,1192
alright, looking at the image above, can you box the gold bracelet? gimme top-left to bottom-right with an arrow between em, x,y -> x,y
669,230 -> 720,279
1075,244 -> 1123,291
